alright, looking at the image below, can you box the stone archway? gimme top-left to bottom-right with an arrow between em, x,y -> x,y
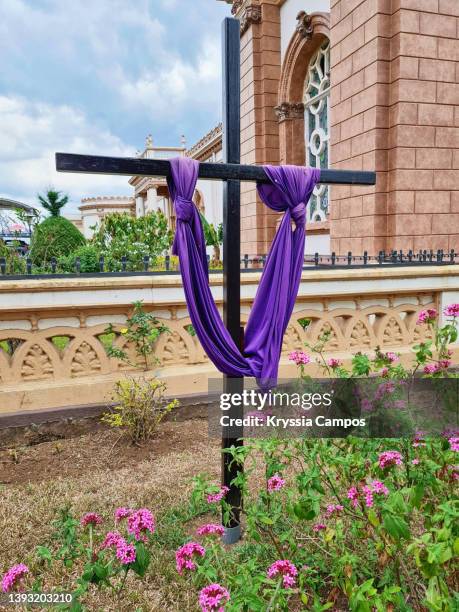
276,12 -> 330,166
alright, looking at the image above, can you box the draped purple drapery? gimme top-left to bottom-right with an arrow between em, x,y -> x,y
167,157 -> 320,385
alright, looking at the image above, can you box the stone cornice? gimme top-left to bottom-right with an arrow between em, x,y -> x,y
274,101 -> 304,122
186,123 -> 222,161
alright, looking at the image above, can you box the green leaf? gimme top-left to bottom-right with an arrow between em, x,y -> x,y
383,514 -> 410,540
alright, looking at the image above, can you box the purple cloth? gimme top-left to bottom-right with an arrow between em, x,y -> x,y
168,157 -> 320,385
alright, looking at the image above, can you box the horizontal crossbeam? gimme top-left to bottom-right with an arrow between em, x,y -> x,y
55,153 -> 376,185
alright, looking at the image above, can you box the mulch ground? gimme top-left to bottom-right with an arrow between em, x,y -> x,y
0,416 -> 212,486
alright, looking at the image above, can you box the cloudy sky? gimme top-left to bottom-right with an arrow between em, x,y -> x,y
0,0 -> 230,212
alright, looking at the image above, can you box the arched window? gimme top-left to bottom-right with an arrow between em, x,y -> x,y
304,40 -> 330,223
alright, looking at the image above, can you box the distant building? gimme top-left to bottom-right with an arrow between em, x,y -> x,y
72,128 -> 223,246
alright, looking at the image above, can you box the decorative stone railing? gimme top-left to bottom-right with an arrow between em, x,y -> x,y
0,266 -> 458,414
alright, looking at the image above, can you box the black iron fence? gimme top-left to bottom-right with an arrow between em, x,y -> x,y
0,249 -> 457,279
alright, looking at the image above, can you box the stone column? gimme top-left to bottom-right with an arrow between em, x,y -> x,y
235,0 -> 282,256
145,186 -> 158,214
275,102 -> 305,165
135,196 -> 145,218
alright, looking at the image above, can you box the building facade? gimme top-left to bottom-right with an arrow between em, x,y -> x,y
219,0 -> 458,256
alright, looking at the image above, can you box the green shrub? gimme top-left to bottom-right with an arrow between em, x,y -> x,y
0,240 -> 26,274
57,244 -> 100,273
30,216 -> 85,265
91,211 -> 172,270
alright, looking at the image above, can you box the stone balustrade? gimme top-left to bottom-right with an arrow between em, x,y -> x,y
0,266 -> 458,414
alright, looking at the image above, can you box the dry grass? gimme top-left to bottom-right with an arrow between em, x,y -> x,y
0,424 -> 222,611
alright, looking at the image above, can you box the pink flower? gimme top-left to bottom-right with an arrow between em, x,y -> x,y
411,459 -> 420,465
380,367 -> 389,377
449,437 -> 459,452
328,358 -> 341,368
267,560 -> 298,588
362,481 -> 389,508
197,524 -> 225,537
2,564 -> 29,593
81,512 -> 103,527
288,351 -> 310,366
101,531 -> 124,549
385,352 -> 399,363
127,508 -> 155,541
417,308 -> 437,324
347,486 -> 359,508
313,523 -> 327,532
439,359 -> 451,369
176,542 -> 206,574
444,303 -> 459,317
378,450 -> 403,469
423,363 -> 439,375
370,480 -> 389,495
326,504 -> 344,517
206,485 -> 229,504
199,584 -> 230,612
267,474 -> 285,492
116,541 -> 136,565
114,507 -> 132,523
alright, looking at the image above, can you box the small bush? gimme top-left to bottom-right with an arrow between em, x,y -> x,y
57,244 -> 101,273
30,216 -> 86,265
102,377 -> 179,444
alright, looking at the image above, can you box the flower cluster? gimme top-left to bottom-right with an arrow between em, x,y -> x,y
267,560 -> 298,588
325,503 -> 344,517
313,523 -> 327,532
100,531 -> 136,565
288,351 -> 310,366
206,485 -> 229,504
348,481 -> 389,508
127,508 -> 155,541
1,564 -> 29,593
417,308 -> 437,324
385,352 -> 399,363
327,358 -> 342,368
362,481 -> 389,508
199,583 -> 230,612
424,360 -> 451,374
116,541 -> 136,565
378,450 -> 403,469
267,474 -> 285,492
176,542 -> 206,574
444,303 -> 459,317
197,524 -> 225,537
81,512 -> 103,527
114,507 -> 133,523
449,437 -> 459,452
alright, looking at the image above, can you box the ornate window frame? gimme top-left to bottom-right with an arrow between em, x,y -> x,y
304,40 -> 330,223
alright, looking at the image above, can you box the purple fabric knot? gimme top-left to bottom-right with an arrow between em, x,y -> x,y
174,195 -> 195,222
290,202 -> 306,227
168,157 -> 320,386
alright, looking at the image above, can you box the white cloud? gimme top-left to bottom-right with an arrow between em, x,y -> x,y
117,36 -> 221,119
0,96 -> 135,212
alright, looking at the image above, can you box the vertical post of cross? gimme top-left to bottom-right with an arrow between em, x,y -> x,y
221,16 -> 243,544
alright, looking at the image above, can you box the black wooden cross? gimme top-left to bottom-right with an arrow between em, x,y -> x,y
56,17 -> 375,544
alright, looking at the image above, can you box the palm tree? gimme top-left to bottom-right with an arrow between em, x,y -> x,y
37,190 -> 69,217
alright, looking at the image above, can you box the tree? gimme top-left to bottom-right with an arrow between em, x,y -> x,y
37,190 -> 69,217
199,213 -> 223,263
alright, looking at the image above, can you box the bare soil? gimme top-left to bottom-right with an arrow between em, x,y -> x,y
0,414 -> 212,486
